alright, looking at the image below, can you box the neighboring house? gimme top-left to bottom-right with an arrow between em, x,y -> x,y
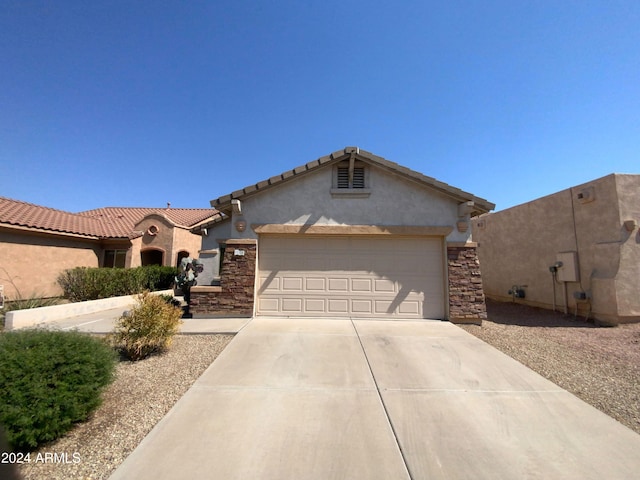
0,197 -> 218,299
472,173 -> 640,325
190,147 -> 495,323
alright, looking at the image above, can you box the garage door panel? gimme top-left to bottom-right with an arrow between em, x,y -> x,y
352,300 -> 373,314
398,301 -> 421,315
374,300 -> 393,315
260,276 -> 280,292
258,298 -> 279,313
306,278 -> 326,290
328,278 -> 349,292
374,279 -> 396,293
282,298 -> 303,312
305,298 -> 325,313
282,277 -> 303,291
351,278 -> 372,292
258,236 -> 444,319
328,299 -> 349,313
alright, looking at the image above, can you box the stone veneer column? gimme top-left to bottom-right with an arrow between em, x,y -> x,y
447,243 -> 488,324
190,239 -> 257,318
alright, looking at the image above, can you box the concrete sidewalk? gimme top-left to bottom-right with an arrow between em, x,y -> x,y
109,318 -> 640,480
34,307 -> 250,334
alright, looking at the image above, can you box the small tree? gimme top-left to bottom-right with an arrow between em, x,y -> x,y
110,291 -> 183,361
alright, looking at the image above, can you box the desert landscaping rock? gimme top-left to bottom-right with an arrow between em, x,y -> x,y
459,300 -> 640,435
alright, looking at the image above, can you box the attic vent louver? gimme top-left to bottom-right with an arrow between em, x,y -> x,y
336,165 -> 366,189
337,167 -> 350,188
352,167 -> 365,188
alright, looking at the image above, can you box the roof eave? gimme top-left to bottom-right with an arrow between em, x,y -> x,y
210,149 -> 350,209
354,148 -> 495,214
190,214 -> 230,234
208,147 -> 495,214
0,222 -> 103,240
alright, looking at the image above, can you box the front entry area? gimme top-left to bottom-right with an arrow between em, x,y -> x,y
257,235 -> 445,319
141,249 -> 164,266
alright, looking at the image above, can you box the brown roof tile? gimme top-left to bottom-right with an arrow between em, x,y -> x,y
0,197 -> 106,238
0,197 -> 219,239
209,147 -> 495,215
78,207 -> 218,230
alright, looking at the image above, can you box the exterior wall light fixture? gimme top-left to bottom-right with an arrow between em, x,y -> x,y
235,220 -> 247,232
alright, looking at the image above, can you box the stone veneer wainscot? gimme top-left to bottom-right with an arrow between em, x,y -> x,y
190,239 -> 257,318
447,243 -> 488,324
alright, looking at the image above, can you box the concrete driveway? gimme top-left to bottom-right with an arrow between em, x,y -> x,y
109,317 -> 640,480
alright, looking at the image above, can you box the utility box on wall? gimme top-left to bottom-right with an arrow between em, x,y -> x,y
557,251 -> 579,282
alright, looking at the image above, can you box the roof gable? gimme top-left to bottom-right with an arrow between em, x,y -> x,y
78,207 -> 219,229
210,147 -> 495,216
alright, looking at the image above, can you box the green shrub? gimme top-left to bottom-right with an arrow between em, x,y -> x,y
57,266 -> 178,302
143,265 -> 177,291
0,330 -> 117,451
110,291 -> 183,361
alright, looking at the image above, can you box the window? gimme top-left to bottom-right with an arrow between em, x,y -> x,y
104,249 -> 127,268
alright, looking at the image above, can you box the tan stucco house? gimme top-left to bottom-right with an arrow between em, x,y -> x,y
190,147 -> 495,323
0,197 -> 218,299
472,173 -> 640,325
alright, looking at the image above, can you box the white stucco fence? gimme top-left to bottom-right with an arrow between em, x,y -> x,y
4,290 -> 173,330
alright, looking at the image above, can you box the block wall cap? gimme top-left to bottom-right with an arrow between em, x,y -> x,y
225,238 -> 258,245
191,286 -> 222,293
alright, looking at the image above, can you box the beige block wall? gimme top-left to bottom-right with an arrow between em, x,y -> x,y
612,175 -> 640,320
473,189 -> 577,309
172,226 -> 203,266
473,174 -> 640,324
0,229 -> 101,299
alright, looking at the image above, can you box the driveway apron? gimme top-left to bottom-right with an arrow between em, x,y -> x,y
109,318 -> 640,480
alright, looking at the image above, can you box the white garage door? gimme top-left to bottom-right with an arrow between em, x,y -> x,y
257,235 -> 445,319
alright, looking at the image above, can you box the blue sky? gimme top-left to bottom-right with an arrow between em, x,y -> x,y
1,1 -> 638,213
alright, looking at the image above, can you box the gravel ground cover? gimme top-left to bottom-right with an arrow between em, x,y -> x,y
16,334 -> 233,480
459,299 -> 640,435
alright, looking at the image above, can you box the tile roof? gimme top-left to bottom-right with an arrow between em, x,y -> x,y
0,197 -> 107,238
0,197 -> 218,239
209,147 -> 495,216
78,207 -> 219,230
